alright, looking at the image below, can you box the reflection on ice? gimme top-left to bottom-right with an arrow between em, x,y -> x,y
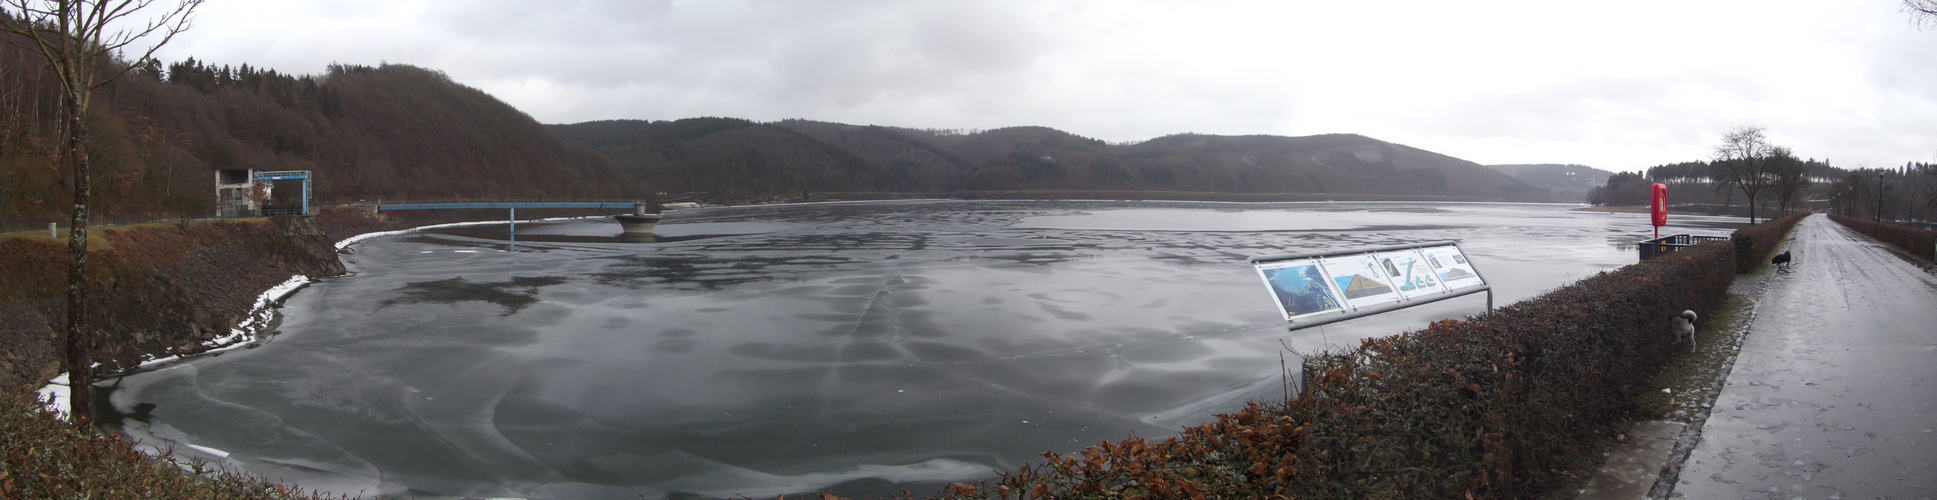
98,201 -> 1743,499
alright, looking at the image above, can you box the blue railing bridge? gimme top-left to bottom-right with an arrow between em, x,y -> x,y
374,201 -> 650,241
374,202 -> 642,211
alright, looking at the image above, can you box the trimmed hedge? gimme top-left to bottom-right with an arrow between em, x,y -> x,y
933,240 -> 1738,499
1729,213 -> 1809,273
1828,214 -> 1937,262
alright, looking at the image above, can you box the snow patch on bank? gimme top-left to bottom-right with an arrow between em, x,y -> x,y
35,274 -> 312,420
36,373 -> 69,419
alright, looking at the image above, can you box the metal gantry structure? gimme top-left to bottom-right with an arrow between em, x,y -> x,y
254,170 -> 313,215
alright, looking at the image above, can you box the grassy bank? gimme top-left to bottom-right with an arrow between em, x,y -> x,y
0,217 -> 345,390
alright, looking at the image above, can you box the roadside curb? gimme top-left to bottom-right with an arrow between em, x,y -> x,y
1578,420 -> 1686,499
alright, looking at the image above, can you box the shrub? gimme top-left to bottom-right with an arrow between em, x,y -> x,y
933,241 -> 1737,499
1828,214 -> 1937,262
1729,213 -> 1808,273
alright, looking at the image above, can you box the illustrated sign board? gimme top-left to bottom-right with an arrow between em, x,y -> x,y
1251,242 -> 1491,329
1254,259 -> 1346,321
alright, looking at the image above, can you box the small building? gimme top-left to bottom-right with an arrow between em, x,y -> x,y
214,167 -> 313,217
214,166 -> 269,217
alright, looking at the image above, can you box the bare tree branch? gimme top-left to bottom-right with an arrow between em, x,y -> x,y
1710,125 -> 1777,223
1906,0 -> 1937,28
0,0 -> 201,427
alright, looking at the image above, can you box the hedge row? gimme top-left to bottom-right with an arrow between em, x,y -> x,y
1828,214 -> 1937,262
1729,213 -> 1809,273
928,233 -> 1765,499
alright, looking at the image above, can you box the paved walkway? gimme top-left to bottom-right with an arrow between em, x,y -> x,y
1674,215 -> 1937,498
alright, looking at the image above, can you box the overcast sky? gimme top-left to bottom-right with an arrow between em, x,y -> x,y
145,0 -> 1937,172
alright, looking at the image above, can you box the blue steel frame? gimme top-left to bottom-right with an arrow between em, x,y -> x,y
253,170 -> 312,215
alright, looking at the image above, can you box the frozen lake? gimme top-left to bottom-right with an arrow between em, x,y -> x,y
97,200 -> 1744,499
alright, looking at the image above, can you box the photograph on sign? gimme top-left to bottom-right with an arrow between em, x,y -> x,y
1419,245 -> 1485,289
1319,254 -> 1405,309
1254,259 -> 1345,321
1373,249 -> 1448,298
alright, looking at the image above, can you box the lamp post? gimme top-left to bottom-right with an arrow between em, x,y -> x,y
1871,171 -> 1885,236
1843,185 -> 1853,216
1875,171 -> 1885,225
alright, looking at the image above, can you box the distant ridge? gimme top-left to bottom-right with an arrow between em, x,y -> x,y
1486,164 -> 1615,204
551,119 -> 1554,202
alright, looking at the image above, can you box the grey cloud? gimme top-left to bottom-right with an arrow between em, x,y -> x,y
423,1 -> 1074,121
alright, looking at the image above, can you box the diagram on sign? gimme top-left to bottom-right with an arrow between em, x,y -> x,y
1374,249 -> 1448,298
1254,260 -> 1345,320
1320,254 -> 1405,308
1419,245 -> 1484,290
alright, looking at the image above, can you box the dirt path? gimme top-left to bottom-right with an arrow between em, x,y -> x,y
1671,214 -> 1937,498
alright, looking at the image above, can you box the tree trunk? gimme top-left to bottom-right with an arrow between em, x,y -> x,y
63,89 -> 92,426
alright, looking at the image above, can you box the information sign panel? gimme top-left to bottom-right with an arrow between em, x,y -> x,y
1254,259 -> 1345,321
1374,249 -> 1447,298
1320,253 -> 1405,309
1250,241 -> 1493,331
1418,245 -> 1484,290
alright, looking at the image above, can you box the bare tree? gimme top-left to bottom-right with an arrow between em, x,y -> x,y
0,0 -> 200,426
1907,0 -> 1937,28
1710,126 -> 1777,224
1767,146 -> 1810,216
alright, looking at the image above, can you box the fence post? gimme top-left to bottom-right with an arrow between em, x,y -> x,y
50,222 -> 57,238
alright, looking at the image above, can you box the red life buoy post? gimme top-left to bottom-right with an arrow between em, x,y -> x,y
1650,183 -> 1668,238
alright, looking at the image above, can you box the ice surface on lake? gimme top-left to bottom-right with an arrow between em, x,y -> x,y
99,200 -> 1742,499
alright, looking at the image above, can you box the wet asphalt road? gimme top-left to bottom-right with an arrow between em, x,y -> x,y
1674,215 -> 1937,498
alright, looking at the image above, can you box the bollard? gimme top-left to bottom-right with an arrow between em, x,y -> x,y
49,222 -> 57,238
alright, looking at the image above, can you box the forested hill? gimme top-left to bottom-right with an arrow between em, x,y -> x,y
552,118 -> 1554,202
0,53 -> 639,219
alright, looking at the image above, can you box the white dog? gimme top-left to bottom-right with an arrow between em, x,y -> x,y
1673,310 -> 1697,352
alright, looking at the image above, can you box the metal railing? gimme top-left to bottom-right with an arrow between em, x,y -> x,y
0,212 -> 224,235
346,198 -> 649,207
1638,234 -> 1729,261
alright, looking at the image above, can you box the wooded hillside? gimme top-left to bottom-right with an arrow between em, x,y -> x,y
554,119 -> 1555,202
1,41 -> 640,221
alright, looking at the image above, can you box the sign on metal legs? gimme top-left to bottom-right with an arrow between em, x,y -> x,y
1250,241 -> 1491,331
